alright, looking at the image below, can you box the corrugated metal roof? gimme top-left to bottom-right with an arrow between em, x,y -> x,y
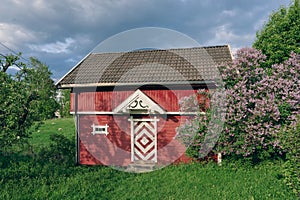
56,45 -> 233,88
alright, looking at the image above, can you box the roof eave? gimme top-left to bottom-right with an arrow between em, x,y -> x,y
57,80 -> 217,89
55,52 -> 92,87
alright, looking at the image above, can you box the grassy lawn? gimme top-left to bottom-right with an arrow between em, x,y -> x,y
29,117 -> 75,149
0,118 -> 297,199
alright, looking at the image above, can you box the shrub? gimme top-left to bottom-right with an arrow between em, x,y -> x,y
217,48 -> 299,163
176,89 -> 211,158
177,89 -> 226,159
178,48 -> 299,164
280,115 -> 300,197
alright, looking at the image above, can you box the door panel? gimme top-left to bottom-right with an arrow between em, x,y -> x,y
130,117 -> 157,162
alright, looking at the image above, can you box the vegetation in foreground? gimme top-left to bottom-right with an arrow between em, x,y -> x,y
0,118 -> 297,200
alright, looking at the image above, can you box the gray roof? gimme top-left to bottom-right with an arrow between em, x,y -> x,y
56,45 -> 233,88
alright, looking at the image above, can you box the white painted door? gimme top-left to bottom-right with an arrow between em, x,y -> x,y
130,117 -> 158,162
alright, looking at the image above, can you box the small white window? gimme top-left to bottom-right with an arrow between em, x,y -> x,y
91,124 -> 109,136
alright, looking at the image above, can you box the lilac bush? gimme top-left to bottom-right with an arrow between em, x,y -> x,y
177,88 -> 227,159
176,89 -> 210,157
218,48 -> 300,161
177,48 -> 299,163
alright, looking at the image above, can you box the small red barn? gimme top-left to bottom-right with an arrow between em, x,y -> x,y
56,45 -> 232,169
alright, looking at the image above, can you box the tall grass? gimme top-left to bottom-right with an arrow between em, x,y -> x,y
0,118 -> 296,199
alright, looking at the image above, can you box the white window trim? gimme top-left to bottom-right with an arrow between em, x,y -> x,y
91,124 -> 109,136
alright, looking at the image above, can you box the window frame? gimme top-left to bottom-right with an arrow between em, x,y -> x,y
91,124 -> 109,135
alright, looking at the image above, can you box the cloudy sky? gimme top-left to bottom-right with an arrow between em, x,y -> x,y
0,0 -> 292,81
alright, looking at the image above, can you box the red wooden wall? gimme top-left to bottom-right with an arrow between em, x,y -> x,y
71,87 -> 206,166
78,114 -> 194,166
70,89 -> 199,112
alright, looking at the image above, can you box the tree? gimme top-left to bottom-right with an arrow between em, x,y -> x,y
25,57 -> 59,120
0,53 -> 26,73
0,71 -> 33,150
0,53 -> 58,151
253,0 -> 300,66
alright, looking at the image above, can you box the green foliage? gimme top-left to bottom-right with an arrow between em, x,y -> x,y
253,0 -> 300,66
278,101 -> 293,123
0,54 -> 59,152
0,53 -> 26,72
0,72 -> 35,151
58,89 -> 71,118
185,121 -> 209,158
25,57 -> 59,120
176,90 -> 212,158
280,116 -> 300,197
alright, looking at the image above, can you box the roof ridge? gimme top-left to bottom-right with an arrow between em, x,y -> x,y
90,45 -> 230,55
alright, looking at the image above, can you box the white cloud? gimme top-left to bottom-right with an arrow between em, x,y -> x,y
65,55 -> 85,64
32,0 -> 48,9
0,23 -> 36,50
29,37 -> 75,54
205,24 -> 255,49
221,10 -> 236,17
65,58 -> 77,63
63,0 -> 124,24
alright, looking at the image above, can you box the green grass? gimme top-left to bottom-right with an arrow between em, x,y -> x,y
29,117 -> 75,149
0,118 -> 297,199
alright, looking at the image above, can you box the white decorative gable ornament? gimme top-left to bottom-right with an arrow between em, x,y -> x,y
113,89 -> 165,114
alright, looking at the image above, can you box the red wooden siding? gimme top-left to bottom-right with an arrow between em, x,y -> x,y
78,114 -> 195,165
79,115 -> 132,166
70,89 -> 199,112
156,115 -> 194,164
